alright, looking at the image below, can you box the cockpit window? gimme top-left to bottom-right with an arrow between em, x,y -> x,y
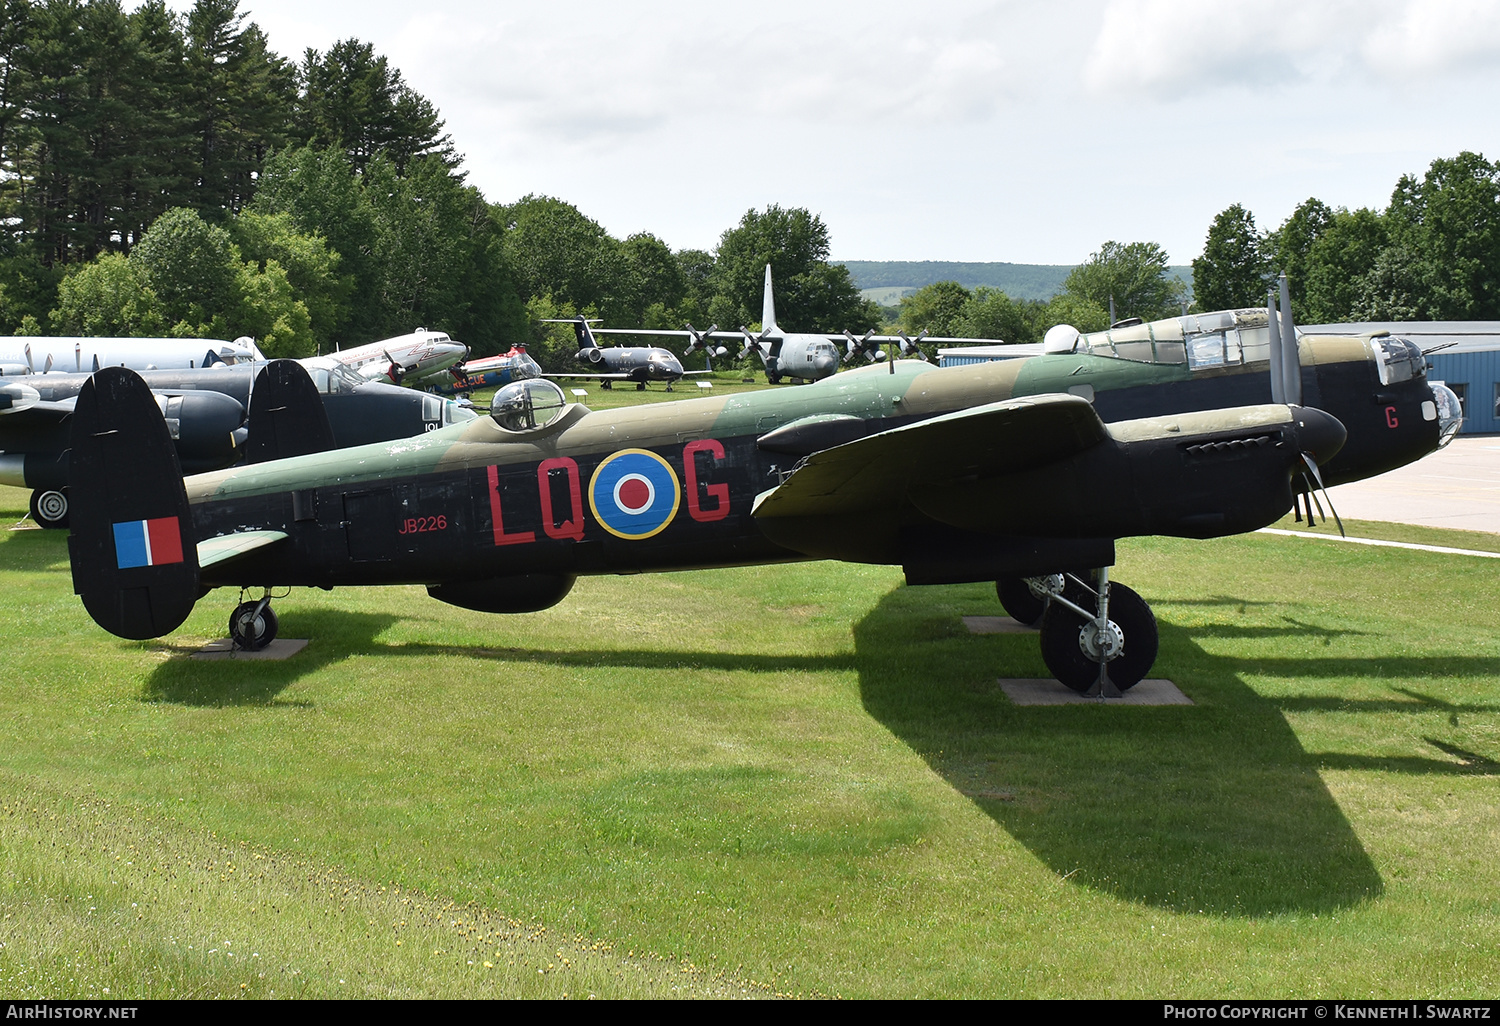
490,378 -> 568,431
1071,308 -> 1273,369
301,357 -> 362,395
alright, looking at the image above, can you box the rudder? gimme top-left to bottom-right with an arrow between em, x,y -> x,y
67,368 -> 200,640
245,359 -> 336,462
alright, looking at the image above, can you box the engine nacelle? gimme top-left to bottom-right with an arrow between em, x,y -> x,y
427,574 -> 576,613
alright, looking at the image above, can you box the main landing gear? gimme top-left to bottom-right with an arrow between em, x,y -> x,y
996,569 -> 1158,695
229,590 -> 279,651
29,488 -> 69,529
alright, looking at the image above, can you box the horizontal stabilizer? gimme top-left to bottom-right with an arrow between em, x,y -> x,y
245,359 -> 335,463
753,393 -> 1106,519
197,530 -> 288,569
67,368 -> 200,640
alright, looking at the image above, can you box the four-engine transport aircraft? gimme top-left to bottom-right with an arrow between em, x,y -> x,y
63,282 -> 1453,695
2,356 -> 476,528
0,335 -> 264,376
590,265 -> 997,383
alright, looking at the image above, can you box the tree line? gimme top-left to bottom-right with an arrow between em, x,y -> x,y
894,152 -> 1500,346
1192,151 -> 1500,325
0,0 -> 874,368
2,1 -> 1492,365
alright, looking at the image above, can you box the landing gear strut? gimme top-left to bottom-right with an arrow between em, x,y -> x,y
229,591 -> 279,651
1033,568 -> 1158,695
29,488 -> 69,530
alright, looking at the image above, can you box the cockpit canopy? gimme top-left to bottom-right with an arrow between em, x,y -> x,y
490,378 -> 568,432
300,356 -> 367,395
1054,309 -> 1275,369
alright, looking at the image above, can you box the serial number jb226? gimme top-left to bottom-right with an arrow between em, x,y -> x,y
398,515 -> 448,534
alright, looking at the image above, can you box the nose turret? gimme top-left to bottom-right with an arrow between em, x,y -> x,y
1429,381 -> 1463,448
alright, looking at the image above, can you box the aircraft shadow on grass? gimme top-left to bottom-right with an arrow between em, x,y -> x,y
140,609 -> 400,707
364,641 -> 857,676
853,585 -> 1500,918
140,611 -> 855,708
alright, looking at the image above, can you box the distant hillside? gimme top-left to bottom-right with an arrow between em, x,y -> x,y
841,260 -> 1193,304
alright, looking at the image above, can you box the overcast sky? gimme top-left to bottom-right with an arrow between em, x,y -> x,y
161,0 -> 1500,265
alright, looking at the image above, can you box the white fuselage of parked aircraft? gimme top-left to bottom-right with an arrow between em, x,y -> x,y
332,328 -> 469,387
0,336 -> 264,377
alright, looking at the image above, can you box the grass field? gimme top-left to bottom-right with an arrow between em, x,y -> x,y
1,435 -> 1497,996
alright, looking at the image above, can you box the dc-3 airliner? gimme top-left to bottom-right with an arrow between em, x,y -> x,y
64,283 -> 1458,696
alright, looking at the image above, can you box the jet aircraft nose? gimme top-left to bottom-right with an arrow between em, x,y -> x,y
1291,406 -> 1347,466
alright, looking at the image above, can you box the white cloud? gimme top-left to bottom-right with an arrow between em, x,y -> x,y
1083,0 -> 1378,96
1362,0 -> 1500,75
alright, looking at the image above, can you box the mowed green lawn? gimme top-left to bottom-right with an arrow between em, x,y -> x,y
1,458 -> 1497,996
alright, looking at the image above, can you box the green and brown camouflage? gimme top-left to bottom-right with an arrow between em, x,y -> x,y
64,307 -> 1451,687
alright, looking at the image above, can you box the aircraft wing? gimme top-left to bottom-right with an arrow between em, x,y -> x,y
0,397 -> 77,425
752,393 -> 1106,519
544,372 -> 633,381
197,530 -> 289,569
592,327 -> 1013,346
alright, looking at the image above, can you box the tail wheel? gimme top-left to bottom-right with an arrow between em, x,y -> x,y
1038,582 -> 1157,692
229,601 -> 279,651
30,488 -> 69,529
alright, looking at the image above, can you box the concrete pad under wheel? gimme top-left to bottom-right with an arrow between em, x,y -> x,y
190,638 -> 308,660
999,678 -> 1192,706
963,615 -> 1037,634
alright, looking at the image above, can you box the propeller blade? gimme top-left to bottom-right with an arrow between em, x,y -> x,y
1300,451 -> 1345,537
24,343 -> 32,374
1266,288 -> 1285,405
1278,273 -> 1301,406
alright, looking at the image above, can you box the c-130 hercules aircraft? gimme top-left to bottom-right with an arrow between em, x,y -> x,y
63,284 -> 1455,695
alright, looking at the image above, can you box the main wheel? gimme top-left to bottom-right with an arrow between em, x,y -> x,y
229,601 -> 279,651
996,577 -> 1046,626
1038,582 -> 1157,693
30,488 -> 69,530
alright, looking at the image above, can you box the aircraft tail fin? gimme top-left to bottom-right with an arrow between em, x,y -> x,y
67,367 -> 200,640
245,359 -> 336,463
762,264 -> 777,331
573,317 -> 600,349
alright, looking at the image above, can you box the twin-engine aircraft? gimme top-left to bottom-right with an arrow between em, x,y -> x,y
330,327 -> 469,387
64,282 -> 1453,694
540,318 -> 712,391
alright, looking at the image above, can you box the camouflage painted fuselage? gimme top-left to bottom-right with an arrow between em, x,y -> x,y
179,330 -> 1442,595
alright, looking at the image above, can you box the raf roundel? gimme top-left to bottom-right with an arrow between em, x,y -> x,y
588,449 -> 682,540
